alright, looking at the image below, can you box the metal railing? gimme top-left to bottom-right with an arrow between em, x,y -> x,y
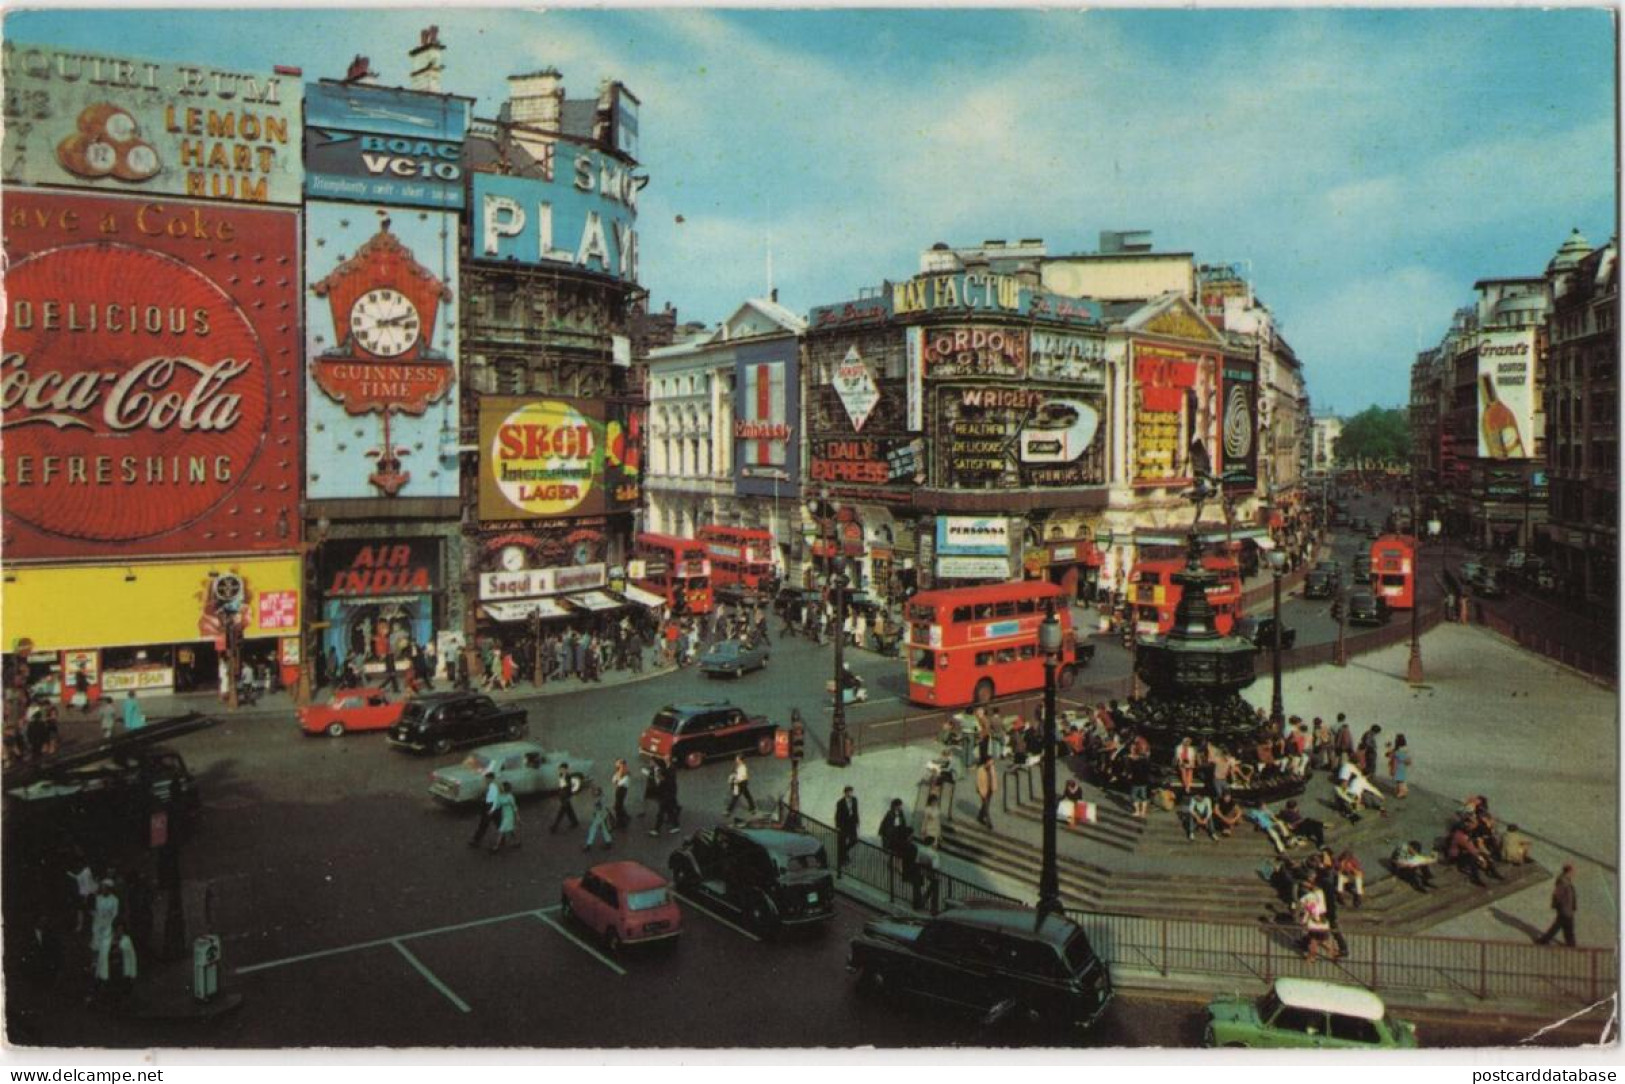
1478,607 -> 1617,686
1063,909 -> 1616,1008
787,811 -> 1613,1009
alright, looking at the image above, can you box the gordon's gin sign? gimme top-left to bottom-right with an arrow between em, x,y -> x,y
1,190 -> 301,558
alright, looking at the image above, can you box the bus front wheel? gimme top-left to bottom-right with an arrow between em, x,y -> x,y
973,678 -> 995,705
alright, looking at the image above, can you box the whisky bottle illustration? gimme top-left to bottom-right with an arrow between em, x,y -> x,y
1480,373 -> 1525,458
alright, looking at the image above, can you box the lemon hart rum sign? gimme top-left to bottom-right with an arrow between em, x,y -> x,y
2,42 -> 302,205
0,189 -> 302,559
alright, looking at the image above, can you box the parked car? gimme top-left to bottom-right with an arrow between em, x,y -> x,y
847,903 -> 1114,1033
428,741 -> 592,805
667,824 -> 835,934
1204,977 -> 1417,1049
560,860 -> 682,953
639,702 -> 777,770
298,686 -> 405,737
699,639 -> 770,678
1347,590 -> 1389,626
386,691 -> 527,755
1471,568 -> 1507,599
1303,570 -> 1335,600
1234,615 -> 1297,652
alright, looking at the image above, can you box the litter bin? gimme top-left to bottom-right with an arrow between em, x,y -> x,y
193,934 -> 221,1002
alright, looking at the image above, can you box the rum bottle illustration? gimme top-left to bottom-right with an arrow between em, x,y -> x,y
1480,373 -> 1525,458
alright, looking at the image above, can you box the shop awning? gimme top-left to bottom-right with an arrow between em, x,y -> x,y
482,599 -> 572,623
567,590 -> 621,612
619,584 -> 667,609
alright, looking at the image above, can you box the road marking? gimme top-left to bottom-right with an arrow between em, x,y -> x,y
391,939 -> 471,1013
534,910 -> 627,976
672,890 -> 763,942
235,906 -> 550,975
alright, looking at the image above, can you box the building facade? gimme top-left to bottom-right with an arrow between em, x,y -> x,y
645,297 -> 805,561
1543,230 -> 1618,607
2,41 -> 307,701
456,67 -> 647,664
1311,415 -> 1344,475
299,37 -> 475,676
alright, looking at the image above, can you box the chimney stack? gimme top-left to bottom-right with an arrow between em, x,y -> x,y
507,69 -> 564,130
409,26 -> 445,94
343,55 -> 377,85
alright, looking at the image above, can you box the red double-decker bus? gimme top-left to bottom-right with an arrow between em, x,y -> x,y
697,525 -> 776,594
905,581 -> 1076,708
1370,534 -> 1416,609
1129,555 -> 1243,637
633,533 -> 713,615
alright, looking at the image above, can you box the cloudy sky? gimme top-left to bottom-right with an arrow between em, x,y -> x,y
7,6 -> 1616,413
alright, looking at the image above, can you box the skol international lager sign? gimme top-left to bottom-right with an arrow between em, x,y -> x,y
478,397 -> 608,521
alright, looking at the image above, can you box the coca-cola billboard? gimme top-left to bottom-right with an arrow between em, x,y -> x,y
1,189 -> 301,559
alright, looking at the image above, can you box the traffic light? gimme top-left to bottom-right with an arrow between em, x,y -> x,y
1331,599 -> 1344,623
789,722 -> 806,761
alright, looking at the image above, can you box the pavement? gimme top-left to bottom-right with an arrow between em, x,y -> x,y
789,617 -> 1619,946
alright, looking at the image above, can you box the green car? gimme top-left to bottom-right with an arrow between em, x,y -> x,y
1205,978 -> 1418,1049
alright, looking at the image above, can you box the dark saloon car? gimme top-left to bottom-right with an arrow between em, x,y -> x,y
1313,559 -> 1343,586
386,691 -> 527,755
639,702 -> 777,769
699,639 -> 770,678
1303,570 -> 1335,600
1346,590 -> 1389,626
848,904 -> 1114,1033
668,824 -> 835,934
1234,615 -> 1297,652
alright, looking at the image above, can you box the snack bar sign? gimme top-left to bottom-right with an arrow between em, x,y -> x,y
2,42 -> 302,205
833,346 -> 880,432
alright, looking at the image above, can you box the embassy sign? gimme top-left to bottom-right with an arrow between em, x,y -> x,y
303,81 -> 471,209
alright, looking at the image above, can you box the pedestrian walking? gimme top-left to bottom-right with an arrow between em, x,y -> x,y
468,772 -> 500,848
879,797 -> 910,854
98,697 -> 118,743
551,763 -> 581,832
380,648 -> 400,693
725,755 -> 756,816
834,786 -> 860,872
1386,734 -> 1412,799
1536,863 -> 1579,946
652,759 -> 682,835
89,878 -> 119,955
974,754 -> 997,828
120,692 -> 146,733
488,782 -> 520,854
584,787 -> 614,851
1358,725 -> 1382,778
93,918 -> 137,1006
611,758 -> 631,829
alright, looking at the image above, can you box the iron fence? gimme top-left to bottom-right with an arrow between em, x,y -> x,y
1479,608 -> 1617,686
790,806 -> 1613,1008
1064,909 -> 1617,1008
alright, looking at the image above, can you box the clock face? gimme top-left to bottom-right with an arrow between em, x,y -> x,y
500,545 -> 527,572
350,288 -> 421,359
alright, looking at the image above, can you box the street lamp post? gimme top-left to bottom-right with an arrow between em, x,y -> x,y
1268,550 -> 1286,727
829,569 -> 851,767
1407,481 -> 1425,685
1036,600 -> 1064,923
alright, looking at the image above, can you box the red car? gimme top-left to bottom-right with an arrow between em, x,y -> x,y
298,687 -> 406,737
560,861 -> 682,953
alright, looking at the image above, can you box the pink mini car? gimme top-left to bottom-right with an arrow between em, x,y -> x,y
561,861 -> 682,953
